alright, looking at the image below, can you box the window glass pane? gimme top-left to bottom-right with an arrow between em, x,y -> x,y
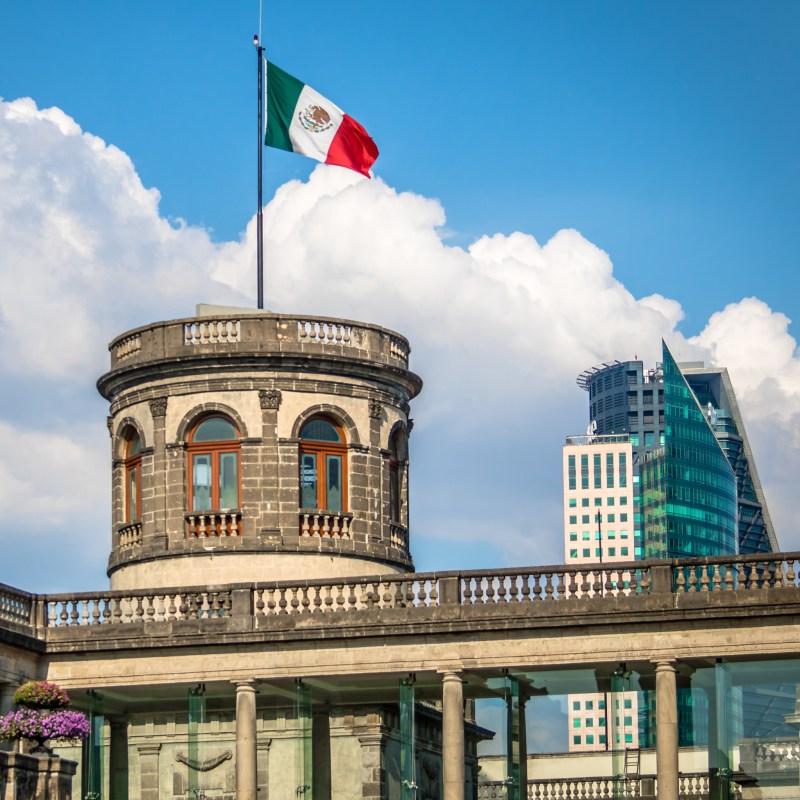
568,454 -> 576,490
192,454 -> 212,511
128,432 -> 142,457
301,419 -> 342,442
219,452 -> 238,508
128,467 -> 138,520
327,455 -> 342,511
194,417 -> 238,442
300,454 -> 318,508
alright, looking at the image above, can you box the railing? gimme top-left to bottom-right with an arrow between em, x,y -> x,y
299,511 -> 352,539
5,552 -> 800,635
297,319 -> 354,346
113,332 -> 141,361
254,575 -> 439,615
739,737 -> 800,775
45,589 -> 232,626
674,553 -> 799,593
462,565 -> 649,603
183,319 -> 241,345
389,522 -> 409,551
0,584 -> 34,630
185,510 -> 242,538
477,775 -> 740,800
117,521 -> 142,549
104,314 -> 414,374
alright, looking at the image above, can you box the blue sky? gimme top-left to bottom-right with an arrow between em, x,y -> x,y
5,1 -> 799,329
1,2 -> 800,590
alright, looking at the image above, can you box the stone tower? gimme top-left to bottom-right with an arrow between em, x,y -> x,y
97,307 -> 422,590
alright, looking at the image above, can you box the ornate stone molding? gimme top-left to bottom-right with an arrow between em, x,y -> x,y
368,398 -> 383,419
106,416 -> 114,436
175,751 -> 232,772
259,388 -> 282,410
149,397 -> 168,419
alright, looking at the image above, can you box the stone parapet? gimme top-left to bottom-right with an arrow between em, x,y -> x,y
0,750 -> 77,800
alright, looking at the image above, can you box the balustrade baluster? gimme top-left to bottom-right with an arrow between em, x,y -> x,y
70,602 -> 80,626
699,563 -> 710,592
312,515 -> 321,536
428,580 -> 439,606
687,568 -> 698,593
711,564 -> 722,592
748,561 -> 760,589
485,578 -> 496,603
774,560 -> 784,587
462,578 -> 473,604
347,583 -> 358,609
497,577 -> 507,603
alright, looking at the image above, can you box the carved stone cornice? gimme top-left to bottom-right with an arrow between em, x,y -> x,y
149,397 -> 168,419
259,388 -> 283,410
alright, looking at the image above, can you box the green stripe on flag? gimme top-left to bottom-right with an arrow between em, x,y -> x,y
265,62 -> 305,152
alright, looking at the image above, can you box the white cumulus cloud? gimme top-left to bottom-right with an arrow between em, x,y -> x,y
0,97 -> 799,589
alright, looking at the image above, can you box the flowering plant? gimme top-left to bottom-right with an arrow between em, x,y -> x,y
1,681 -> 89,751
13,681 -> 70,710
0,708 -> 90,743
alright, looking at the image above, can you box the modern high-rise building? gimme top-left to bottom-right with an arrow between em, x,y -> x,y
576,345 -> 777,557
561,434 -> 638,752
571,341 -> 785,750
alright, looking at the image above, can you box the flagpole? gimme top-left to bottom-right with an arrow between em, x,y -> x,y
254,35 -> 265,310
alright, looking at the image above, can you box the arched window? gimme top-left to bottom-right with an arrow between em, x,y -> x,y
187,416 -> 240,511
124,431 -> 143,523
389,429 -> 407,522
299,417 -> 347,512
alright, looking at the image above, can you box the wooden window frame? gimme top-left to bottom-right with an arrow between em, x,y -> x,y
187,416 -> 241,512
299,417 -> 348,512
124,437 -> 142,523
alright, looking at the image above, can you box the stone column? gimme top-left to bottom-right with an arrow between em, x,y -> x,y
654,661 -> 679,800
442,671 -> 465,800
235,681 -> 258,800
109,717 -> 129,800
148,397 -> 168,547
136,743 -> 161,800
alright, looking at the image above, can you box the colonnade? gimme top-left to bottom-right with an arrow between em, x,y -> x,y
230,661 -> 682,800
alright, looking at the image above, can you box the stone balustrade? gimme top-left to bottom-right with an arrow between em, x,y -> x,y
477,774 -> 740,800
4,551 -> 800,636
117,520 -> 142,548
185,510 -> 242,538
105,313 -> 412,371
253,575 -> 439,615
45,588 -> 232,626
299,511 -> 352,539
390,522 -> 409,551
739,736 -> 800,776
0,582 -> 34,631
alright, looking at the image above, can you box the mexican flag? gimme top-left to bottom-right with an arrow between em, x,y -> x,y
265,61 -> 379,178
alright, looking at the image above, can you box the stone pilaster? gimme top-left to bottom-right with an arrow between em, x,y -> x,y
259,389 -> 282,538
136,743 -> 161,800
257,737 -> 272,800
654,660 -> 679,800
148,397 -> 168,548
109,717 -> 129,800
357,730 -> 387,800
442,671 -> 465,800
235,681 -> 258,800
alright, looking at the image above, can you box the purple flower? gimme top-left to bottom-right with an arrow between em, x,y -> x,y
13,681 -> 70,710
0,708 -> 89,743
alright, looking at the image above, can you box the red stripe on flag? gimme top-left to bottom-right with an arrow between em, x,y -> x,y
325,114 -> 379,178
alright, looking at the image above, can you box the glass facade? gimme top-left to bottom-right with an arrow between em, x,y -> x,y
641,343 -> 737,560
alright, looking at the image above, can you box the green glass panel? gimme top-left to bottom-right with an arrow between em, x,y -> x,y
193,417 -> 238,442
295,681 -> 313,799
192,454 -> 212,511
219,452 -> 238,508
300,419 -> 341,442
568,454 -> 576,490
326,455 -> 342,511
505,675 -> 522,800
188,688 -> 206,798
300,453 -> 317,508
82,694 -> 104,800
400,679 -> 416,800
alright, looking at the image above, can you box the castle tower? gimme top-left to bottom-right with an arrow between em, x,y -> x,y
97,306 -> 422,590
